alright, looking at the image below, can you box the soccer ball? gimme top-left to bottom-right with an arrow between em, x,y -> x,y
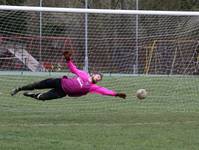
136,89 -> 147,99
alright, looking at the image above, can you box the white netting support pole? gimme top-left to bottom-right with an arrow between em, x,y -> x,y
84,0 -> 89,72
39,0 -> 42,65
0,6 -> 199,16
134,0 -> 139,74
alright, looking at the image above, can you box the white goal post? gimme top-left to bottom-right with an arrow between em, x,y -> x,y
0,5 -> 199,16
0,5 -> 199,107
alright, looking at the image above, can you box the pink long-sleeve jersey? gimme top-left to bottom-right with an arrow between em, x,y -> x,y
61,60 -> 117,97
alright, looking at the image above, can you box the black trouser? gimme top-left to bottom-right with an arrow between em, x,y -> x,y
20,78 -> 66,100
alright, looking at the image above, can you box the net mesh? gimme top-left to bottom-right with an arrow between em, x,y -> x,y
0,8 -> 199,112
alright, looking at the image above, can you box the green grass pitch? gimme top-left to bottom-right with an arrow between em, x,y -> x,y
0,75 -> 199,150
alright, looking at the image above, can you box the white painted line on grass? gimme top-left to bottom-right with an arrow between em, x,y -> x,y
0,121 -> 198,127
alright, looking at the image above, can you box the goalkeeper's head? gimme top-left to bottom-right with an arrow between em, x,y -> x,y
91,73 -> 103,84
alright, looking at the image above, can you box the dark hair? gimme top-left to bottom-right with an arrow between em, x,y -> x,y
92,72 -> 103,80
98,72 -> 103,80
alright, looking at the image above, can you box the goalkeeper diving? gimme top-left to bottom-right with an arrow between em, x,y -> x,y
11,51 -> 126,101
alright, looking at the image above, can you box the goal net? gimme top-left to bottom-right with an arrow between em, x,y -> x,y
0,6 -> 199,112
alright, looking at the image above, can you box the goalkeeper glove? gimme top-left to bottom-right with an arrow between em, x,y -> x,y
115,93 -> 126,99
63,51 -> 73,61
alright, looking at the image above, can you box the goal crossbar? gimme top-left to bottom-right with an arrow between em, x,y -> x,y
0,5 -> 199,16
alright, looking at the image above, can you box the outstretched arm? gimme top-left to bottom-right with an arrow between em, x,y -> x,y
63,51 -> 89,78
90,84 -> 126,99
67,60 -> 82,75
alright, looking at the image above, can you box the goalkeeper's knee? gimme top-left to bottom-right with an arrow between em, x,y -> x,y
23,92 -> 45,101
35,93 -> 46,101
